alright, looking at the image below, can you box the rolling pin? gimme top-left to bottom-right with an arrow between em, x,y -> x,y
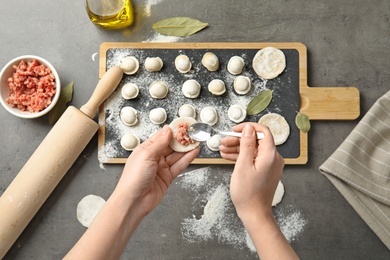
0,66 -> 123,258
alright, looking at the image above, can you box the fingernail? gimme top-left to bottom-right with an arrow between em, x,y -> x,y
243,124 -> 254,137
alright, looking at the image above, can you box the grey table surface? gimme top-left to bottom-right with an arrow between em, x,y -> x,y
1,0 -> 389,259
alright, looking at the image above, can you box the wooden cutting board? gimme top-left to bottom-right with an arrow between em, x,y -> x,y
98,42 -> 360,165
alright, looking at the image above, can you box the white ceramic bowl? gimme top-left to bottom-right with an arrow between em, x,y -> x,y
0,55 -> 61,119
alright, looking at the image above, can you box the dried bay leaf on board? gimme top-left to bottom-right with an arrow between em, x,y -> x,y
152,17 -> 208,36
49,81 -> 74,125
246,89 -> 273,115
295,112 -> 311,133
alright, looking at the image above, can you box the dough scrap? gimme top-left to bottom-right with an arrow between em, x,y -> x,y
258,113 -> 290,145
169,117 -> 200,152
77,195 -> 106,228
272,181 -> 285,206
252,47 -> 286,80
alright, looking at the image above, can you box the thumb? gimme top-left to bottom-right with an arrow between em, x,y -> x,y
146,125 -> 172,155
236,124 -> 257,166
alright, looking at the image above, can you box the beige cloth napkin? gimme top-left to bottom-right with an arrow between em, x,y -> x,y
319,90 -> 390,250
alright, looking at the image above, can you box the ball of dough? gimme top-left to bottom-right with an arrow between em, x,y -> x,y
258,113 -> 290,145
200,107 -> 218,126
149,107 -> 167,124
120,133 -> 141,151
149,81 -> 168,99
120,56 -> 139,75
175,54 -> 192,73
201,52 -> 219,71
169,117 -> 200,152
179,104 -> 196,118
144,57 -> 163,72
228,105 -> 247,123
234,76 -> 251,95
182,79 -> 201,98
208,79 -> 226,96
252,47 -> 286,79
227,56 -> 245,75
120,106 -> 138,126
207,134 -> 223,151
121,83 -> 139,100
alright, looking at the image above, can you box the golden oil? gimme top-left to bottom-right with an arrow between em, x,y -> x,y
85,0 -> 134,29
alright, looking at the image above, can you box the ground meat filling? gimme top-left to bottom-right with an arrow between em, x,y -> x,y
174,122 -> 196,146
6,59 -> 57,113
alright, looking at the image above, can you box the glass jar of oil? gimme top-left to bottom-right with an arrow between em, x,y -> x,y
85,0 -> 134,29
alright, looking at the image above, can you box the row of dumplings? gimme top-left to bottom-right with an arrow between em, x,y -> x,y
120,103 -> 247,127
119,52 -> 246,75
121,75 -> 252,101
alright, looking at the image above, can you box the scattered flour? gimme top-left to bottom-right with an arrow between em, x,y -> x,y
142,33 -> 181,43
177,167 -> 308,254
143,0 -> 165,17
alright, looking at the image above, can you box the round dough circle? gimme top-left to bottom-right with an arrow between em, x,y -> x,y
200,107 -> 218,126
120,106 -> 138,126
121,133 -> 141,151
120,56 -> 139,75
207,134 -> 223,151
252,47 -> 286,79
144,57 -> 163,72
169,117 -> 200,152
179,104 -> 196,118
121,83 -> 139,100
182,79 -> 201,98
258,113 -> 290,145
272,181 -> 285,206
149,81 -> 168,99
149,107 -> 167,124
77,194 -> 106,228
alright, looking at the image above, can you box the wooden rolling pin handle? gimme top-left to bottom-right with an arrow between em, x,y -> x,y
80,66 -> 123,118
300,86 -> 360,120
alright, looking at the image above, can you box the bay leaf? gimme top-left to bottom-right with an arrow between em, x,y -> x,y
49,81 -> 74,125
152,17 -> 208,37
295,112 -> 311,133
246,89 -> 273,115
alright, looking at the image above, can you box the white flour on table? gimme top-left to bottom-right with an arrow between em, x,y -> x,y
177,167 -> 308,253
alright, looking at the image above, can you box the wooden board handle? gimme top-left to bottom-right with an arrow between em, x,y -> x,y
80,66 -> 123,118
300,86 -> 360,120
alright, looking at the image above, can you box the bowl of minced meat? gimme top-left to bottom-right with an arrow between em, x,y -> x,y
0,55 -> 61,119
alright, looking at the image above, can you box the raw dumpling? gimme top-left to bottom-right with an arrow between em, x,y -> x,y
228,105 -> 247,123
200,107 -> 218,126
175,54 -> 192,73
182,79 -> 201,98
234,76 -> 251,95
169,117 -> 200,152
121,83 -> 139,100
208,79 -> 226,96
149,81 -> 168,99
252,47 -> 286,79
201,52 -> 219,71
179,104 -> 196,118
258,113 -> 290,145
120,133 -> 141,151
120,56 -> 139,75
206,134 -> 223,151
120,106 -> 138,126
144,57 -> 163,72
227,56 -> 245,75
149,107 -> 167,124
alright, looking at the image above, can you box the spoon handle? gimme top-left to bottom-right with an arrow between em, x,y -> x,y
218,131 -> 264,139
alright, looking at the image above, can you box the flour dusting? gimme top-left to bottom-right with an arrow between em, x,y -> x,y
177,167 -> 308,253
